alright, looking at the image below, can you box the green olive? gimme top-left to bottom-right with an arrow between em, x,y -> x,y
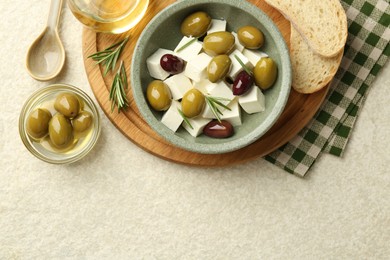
254,57 -> 278,90
237,26 -> 264,49
147,80 -> 172,111
207,55 -> 231,83
181,11 -> 211,37
26,108 -> 52,139
181,89 -> 205,118
48,113 -> 74,149
72,111 -> 93,133
203,32 -> 235,56
54,93 -> 80,118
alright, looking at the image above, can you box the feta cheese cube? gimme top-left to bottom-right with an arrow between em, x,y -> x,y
174,36 -> 203,62
238,86 -> 265,114
161,101 -> 183,132
228,49 -> 252,79
221,100 -> 242,126
164,73 -> 193,100
147,48 -> 174,80
209,81 -> 235,101
207,19 -> 227,34
232,32 -> 245,52
184,53 -> 212,82
182,117 -> 211,137
193,79 -> 217,95
202,103 -> 217,119
243,49 -> 269,67
202,81 -> 235,118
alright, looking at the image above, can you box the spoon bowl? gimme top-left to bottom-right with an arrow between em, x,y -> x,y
26,0 -> 65,81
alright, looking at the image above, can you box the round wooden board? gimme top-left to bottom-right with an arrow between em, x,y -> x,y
82,0 -> 329,167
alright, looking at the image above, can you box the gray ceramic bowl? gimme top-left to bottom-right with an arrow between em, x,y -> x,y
131,0 -> 291,154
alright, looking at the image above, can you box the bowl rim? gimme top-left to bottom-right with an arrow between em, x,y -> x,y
131,0 -> 291,154
19,84 -> 101,164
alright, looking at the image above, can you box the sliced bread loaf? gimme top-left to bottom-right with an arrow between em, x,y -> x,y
290,26 -> 343,94
265,0 -> 348,58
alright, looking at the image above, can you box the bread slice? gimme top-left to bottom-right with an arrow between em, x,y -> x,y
265,0 -> 348,58
290,26 -> 343,94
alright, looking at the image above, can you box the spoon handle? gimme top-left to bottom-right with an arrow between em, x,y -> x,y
47,0 -> 63,31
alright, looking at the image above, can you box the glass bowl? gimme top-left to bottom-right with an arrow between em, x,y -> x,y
19,84 -> 101,164
67,0 -> 149,34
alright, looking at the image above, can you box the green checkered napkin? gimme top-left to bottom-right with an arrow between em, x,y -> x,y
265,0 -> 390,177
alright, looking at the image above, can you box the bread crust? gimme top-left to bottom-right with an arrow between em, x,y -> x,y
290,26 -> 343,94
265,0 -> 348,58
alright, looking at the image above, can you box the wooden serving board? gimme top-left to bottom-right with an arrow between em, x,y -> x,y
82,0 -> 329,167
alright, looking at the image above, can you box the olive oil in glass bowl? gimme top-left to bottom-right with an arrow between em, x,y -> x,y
68,0 -> 149,34
19,84 -> 101,164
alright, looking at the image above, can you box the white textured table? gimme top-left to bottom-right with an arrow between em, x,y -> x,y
0,2 -> 389,259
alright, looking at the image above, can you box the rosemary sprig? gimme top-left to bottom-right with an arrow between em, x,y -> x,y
88,37 -> 129,76
176,37 -> 197,52
205,96 -> 232,123
109,61 -> 129,113
234,54 -> 252,75
177,108 -> 193,129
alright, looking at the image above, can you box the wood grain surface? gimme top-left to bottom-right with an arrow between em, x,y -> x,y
82,0 -> 329,167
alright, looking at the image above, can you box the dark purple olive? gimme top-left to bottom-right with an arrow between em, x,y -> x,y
203,120 -> 234,138
160,54 -> 185,74
232,70 -> 254,96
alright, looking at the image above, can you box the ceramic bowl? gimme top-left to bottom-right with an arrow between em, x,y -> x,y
19,84 -> 101,164
131,0 -> 291,154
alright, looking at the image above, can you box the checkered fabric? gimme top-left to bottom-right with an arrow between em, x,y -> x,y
266,0 -> 390,177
